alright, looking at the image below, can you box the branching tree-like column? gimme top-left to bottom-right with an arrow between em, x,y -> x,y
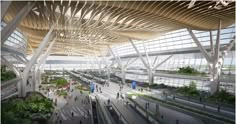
21,26 -> 55,97
130,38 -> 173,85
187,20 -> 235,94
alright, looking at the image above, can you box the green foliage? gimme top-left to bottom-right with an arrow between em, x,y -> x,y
1,93 -> 54,124
52,77 -> 67,87
149,83 -> 169,89
209,89 -> 235,105
57,90 -> 68,96
177,81 -> 200,96
1,65 -> 16,81
177,66 -> 206,76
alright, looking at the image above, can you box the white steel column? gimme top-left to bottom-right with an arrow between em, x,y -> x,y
153,55 -> 173,70
130,38 -> 173,85
102,52 -> 110,82
94,55 -> 101,75
31,66 -> 36,92
121,66 -> 126,85
33,38 -> 56,92
108,46 -> 128,84
21,26 -> 54,97
130,39 -> 149,68
12,55 -> 27,64
1,57 -> 22,96
1,1 -> 12,21
1,2 -> 35,44
124,57 -> 139,68
108,46 -> 122,68
130,39 -> 154,84
35,39 -> 55,89
187,20 -> 235,94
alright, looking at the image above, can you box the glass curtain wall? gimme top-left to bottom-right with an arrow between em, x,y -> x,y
1,22 -> 28,55
111,24 -> 235,94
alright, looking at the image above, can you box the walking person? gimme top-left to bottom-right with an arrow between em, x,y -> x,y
87,110 -> 90,116
117,92 -> 119,99
71,112 -> 74,117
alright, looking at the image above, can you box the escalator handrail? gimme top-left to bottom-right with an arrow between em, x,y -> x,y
89,97 -> 94,124
95,96 -> 113,124
110,101 -> 129,124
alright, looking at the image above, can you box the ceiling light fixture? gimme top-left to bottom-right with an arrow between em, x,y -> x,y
60,33 -> 64,37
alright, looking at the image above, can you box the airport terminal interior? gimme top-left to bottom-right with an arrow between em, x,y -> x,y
1,1 -> 235,124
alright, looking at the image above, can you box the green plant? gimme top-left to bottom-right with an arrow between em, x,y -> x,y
1,65 -> 16,81
209,89 -> 235,105
1,93 -> 54,124
52,78 -> 67,87
57,90 -> 68,96
149,83 -> 169,89
177,66 -> 206,76
177,81 -> 199,96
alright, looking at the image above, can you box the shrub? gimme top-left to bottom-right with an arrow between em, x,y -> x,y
1,93 -> 54,124
177,81 -> 199,96
177,66 -> 205,75
149,83 -> 168,89
57,90 -> 67,96
1,65 -> 16,81
52,78 -> 67,87
209,89 -> 235,105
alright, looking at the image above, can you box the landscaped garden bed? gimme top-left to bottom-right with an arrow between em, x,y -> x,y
1,92 -> 54,124
56,90 -> 68,97
1,65 -> 16,82
75,84 -> 89,91
177,66 -> 207,76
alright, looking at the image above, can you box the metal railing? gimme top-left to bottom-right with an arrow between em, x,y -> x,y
127,97 -> 161,124
89,96 -> 95,124
108,101 -> 129,124
1,77 -> 21,89
95,96 -> 113,124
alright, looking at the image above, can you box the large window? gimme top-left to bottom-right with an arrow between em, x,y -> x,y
1,22 -> 28,55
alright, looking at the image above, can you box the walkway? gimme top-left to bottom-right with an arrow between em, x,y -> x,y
92,81 -> 149,124
149,88 -> 235,120
134,96 -> 204,124
45,83 -> 92,124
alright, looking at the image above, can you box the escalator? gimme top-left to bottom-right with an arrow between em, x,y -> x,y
90,95 -> 114,124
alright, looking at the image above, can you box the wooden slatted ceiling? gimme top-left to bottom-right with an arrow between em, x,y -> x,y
3,1 -> 235,56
